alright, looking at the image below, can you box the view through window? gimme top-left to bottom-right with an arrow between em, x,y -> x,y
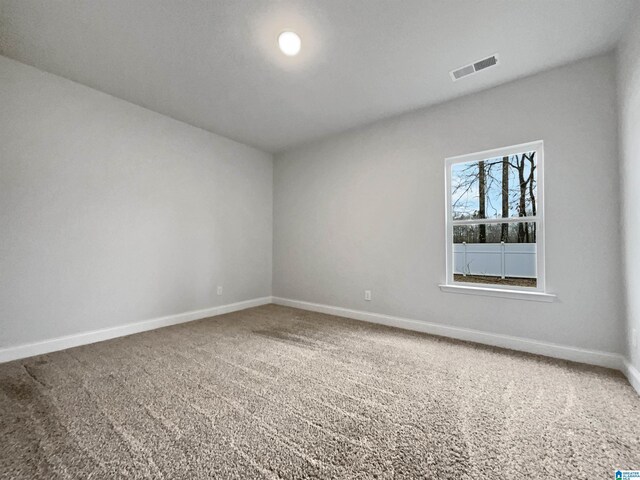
446,141 -> 544,290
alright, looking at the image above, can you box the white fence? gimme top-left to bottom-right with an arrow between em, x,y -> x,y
453,243 -> 536,278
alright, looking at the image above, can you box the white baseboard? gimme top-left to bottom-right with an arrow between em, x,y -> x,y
622,360 -> 640,394
0,296 -> 272,364
272,296 -> 626,372
4,295 -> 637,396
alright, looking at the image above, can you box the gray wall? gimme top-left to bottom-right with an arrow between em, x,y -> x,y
0,56 -> 273,348
274,53 -> 623,354
1,50 -> 629,359
618,9 -> 640,371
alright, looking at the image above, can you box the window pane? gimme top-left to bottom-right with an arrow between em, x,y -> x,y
452,223 -> 537,288
451,151 -> 537,220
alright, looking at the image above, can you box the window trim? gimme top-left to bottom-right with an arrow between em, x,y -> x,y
442,140 -> 553,300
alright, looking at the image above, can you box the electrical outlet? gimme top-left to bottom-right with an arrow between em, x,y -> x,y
364,290 -> 372,301
217,286 -> 223,296
633,328 -> 638,349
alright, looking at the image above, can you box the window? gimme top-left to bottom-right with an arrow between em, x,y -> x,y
441,141 -> 554,301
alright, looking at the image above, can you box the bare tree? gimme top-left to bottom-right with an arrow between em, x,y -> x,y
513,153 -> 533,243
501,155 -> 509,242
452,159 -> 501,220
478,160 -> 486,243
452,153 -> 536,244
526,152 -> 537,242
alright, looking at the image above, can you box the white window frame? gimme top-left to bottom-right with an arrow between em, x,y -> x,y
440,140 -> 555,302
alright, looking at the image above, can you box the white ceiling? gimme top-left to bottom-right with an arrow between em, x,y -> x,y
0,0 -> 635,153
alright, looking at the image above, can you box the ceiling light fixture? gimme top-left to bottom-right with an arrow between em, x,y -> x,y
278,31 -> 301,56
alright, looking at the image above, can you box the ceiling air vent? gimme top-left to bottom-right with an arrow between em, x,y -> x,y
450,54 -> 499,81
452,64 -> 475,80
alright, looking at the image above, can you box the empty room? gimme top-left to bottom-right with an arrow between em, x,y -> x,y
1,0 -> 639,478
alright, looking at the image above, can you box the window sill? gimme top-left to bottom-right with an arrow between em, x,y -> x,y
438,284 -> 556,302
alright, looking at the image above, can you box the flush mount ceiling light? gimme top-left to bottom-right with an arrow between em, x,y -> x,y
278,31 -> 301,56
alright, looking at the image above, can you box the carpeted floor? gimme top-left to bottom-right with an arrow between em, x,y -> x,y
1,304 -> 638,479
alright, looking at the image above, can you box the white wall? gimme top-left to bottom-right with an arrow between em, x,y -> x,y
0,49 -> 630,365
274,53 -> 623,354
0,56 -> 273,348
618,9 -> 640,372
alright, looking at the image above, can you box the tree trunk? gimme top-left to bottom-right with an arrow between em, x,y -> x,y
527,152 -> 537,242
517,156 -> 527,243
478,160 -> 486,243
501,156 -> 509,242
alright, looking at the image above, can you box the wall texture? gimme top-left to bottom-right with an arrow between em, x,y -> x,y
618,9 -> 640,372
0,56 -> 273,348
274,53 -> 623,354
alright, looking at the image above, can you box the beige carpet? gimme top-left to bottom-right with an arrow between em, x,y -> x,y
1,304 -> 638,479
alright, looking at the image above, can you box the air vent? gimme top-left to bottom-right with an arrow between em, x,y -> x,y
452,64 -> 475,80
473,55 -> 498,71
450,54 -> 499,81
